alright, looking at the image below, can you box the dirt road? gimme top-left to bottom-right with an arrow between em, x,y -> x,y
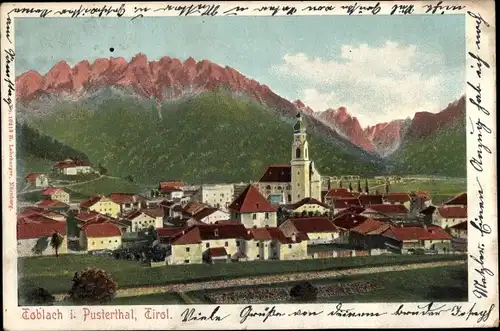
54,259 -> 465,301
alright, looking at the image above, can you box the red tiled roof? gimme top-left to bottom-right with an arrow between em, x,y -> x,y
229,185 -> 277,213
383,193 -> 411,203
183,202 -> 210,216
80,196 -> 103,209
285,197 -> 330,210
358,195 -> 383,207
18,207 -> 45,218
249,228 -> 273,241
108,193 -> 146,204
158,200 -> 175,207
159,181 -> 184,190
172,205 -> 184,212
17,221 -> 66,240
156,227 -> 185,239
122,210 -> 143,220
258,165 -> 291,183
383,225 -> 452,241
74,211 -> 101,223
214,219 -> 240,225
55,158 -> 90,168
143,208 -> 163,218
283,217 -> 339,233
444,193 -> 467,206
438,206 -> 467,218
332,213 -> 370,230
42,187 -> 65,196
80,217 -> 109,229
160,186 -> 183,193
364,204 -> 408,215
206,247 -> 228,257
191,207 -> 220,221
37,199 -> 69,208
333,198 -> 361,209
25,173 -> 43,181
451,221 -> 467,230
267,227 -> 307,244
350,218 -> 390,235
172,223 -> 251,245
18,213 -> 64,224
83,223 -> 121,238
325,188 -> 356,199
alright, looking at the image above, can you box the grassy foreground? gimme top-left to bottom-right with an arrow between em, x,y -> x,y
19,254 -> 465,295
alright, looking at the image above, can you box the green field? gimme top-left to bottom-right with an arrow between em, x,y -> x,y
18,254 -> 466,296
64,176 -> 151,197
187,264 -> 467,304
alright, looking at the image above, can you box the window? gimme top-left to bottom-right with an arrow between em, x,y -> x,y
101,241 -> 103,244
288,244 -> 292,249
252,214 -> 256,220
257,254 -> 260,258
184,260 -> 190,264
256,243 -> 260,247
278,186 -> 282,191
266,185 -> 271,190
265,213 -> 269,219
109,240 -> 112,243
186,247 -> 190,252
206,243 -> 210,248
236,241 -> 240,247
115,240 -> 118,242
225,241 -> 228,247
295,148 -> 301,159
92,241 -> 95,246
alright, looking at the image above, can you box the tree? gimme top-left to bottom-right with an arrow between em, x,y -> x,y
27,287 -> 55,306
348,182 -> 353,192
364,178 -> 369,194
357,180 -> 362,193
290,281 -> 318,302
385,182 -> 390,194
69,268 -> 117,305
339,180 -> 343,188
50,232 -> 64,257
98,163 -> 108,176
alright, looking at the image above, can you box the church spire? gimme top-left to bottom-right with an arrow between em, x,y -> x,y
293,112 -> 306,133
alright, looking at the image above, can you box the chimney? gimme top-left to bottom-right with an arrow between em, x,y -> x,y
423,225 -> 428,231
214,229 -> 219,237
291,233 -> 296,242
132,196 -> 137,203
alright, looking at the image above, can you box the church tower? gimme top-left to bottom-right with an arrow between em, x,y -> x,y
291,113 -> 311,203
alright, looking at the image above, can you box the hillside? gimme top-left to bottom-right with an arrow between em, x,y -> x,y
25,90 -> 384,184
388,118 -> 466,177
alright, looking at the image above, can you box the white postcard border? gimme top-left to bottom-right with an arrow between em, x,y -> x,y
1,1 -> 497,330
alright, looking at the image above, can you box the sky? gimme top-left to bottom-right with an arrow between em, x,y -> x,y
15,15 -> 465,127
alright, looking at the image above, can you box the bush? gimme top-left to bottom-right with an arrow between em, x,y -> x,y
27,287 -> 55,305
290,281 -> 318,302
68,268 -> 117,305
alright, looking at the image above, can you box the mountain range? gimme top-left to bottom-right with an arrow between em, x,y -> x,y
15,54 -> 466,181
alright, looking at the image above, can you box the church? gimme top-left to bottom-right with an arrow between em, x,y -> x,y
257,112 -> 322,204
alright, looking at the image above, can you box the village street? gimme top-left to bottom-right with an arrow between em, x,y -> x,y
54,259 -> 465,301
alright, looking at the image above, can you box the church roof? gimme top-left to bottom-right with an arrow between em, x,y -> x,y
259,165 -> 291,183
228,185 -> 277,213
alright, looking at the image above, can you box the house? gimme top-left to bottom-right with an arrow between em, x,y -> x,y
270,229 -> 309,261
191,184 -> 235,211
349,218 -> 392,249
122,208 -> 164,232
361,204 -> 408,220
168,223 -> 251,265
182,202 -> 211,217
37,199 -> 70,213
156,227 -> 185,246
324,188 -> 356,205
332,213 -> 371,232
41,187 -> 70,204
79,196 -> 121,218
382,192 -> 412,209
450,221 -> 467,239
282,197 -> 331,216
203,247 -> 231,264
107,193 -> 147,215
74,212 -> 131,234
443,193 -> 467,206
381,225 -> 452,254
158,182 -> 185,200
279,217 -> 342,245
18,207 -> 66,222
80,223 -> 122,251
332,198 -> 362,215
25,173 -> 49,188
358,195 -> 383,208
228,184 -> 278,228
189,207 -> 230,225
54,158 -> 94,175
17,221 -> 67,257
432,206 -> 467,229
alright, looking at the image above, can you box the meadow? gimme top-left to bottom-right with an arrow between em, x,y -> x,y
18,254 -> 465,296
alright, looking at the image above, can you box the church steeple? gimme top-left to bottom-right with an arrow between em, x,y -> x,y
293,112 -> 306,133
291,112 -> 310,203
292,112 -> 308,161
